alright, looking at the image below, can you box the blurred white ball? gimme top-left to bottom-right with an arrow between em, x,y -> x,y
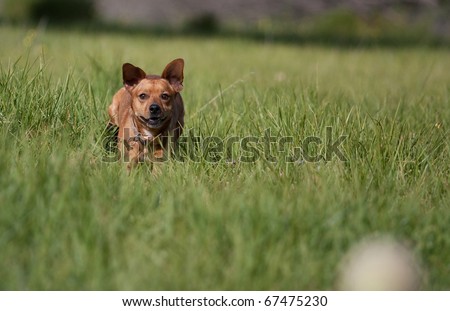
336,236 -> 422,290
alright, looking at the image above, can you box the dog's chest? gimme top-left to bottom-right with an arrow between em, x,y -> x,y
141,128 -> 154,140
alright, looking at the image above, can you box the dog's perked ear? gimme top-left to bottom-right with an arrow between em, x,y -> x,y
161,58 -> 184,92
122,63 -> 146,90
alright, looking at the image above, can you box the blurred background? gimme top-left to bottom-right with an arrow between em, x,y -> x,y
0,0 -> 449,45
0,0 -> 449,292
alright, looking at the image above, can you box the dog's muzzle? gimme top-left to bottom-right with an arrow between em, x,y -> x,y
138,104 -> 168,128
149,103 -> 161,115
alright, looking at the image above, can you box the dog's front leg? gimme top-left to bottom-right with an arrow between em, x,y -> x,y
126,140 -> 143,172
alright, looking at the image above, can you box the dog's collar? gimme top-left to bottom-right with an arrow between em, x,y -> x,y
127,133 -> 151,145
127,116 -> 153,145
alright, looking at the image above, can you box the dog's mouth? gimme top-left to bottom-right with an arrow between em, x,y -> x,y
139,115 -> 168,127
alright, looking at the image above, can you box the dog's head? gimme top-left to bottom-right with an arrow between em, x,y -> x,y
122,59 -> 184,130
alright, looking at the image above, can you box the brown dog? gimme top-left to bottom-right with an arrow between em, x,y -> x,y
107,58 -> 185,170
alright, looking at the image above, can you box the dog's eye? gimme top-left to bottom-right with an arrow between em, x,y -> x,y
139,93 -> 148,100
160,93 -> 170,101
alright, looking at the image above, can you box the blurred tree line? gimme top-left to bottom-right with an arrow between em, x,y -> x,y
2,0 -> 95,23
0,0 -> 448,45
2,0 -> 449,25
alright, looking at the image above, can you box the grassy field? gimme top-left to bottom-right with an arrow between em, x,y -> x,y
0,25 -> 449,290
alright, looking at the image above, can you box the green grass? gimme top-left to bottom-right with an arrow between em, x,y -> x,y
0,25 -> 449,290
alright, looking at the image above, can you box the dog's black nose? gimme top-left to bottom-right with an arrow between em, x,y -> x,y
149,104 -> 161,114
